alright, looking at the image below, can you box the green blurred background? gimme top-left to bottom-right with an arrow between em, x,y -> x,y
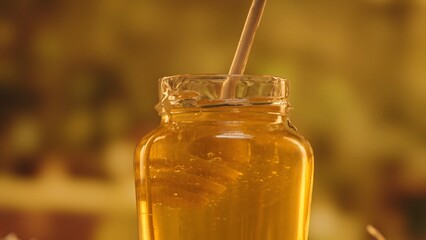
0,0 -> 425,239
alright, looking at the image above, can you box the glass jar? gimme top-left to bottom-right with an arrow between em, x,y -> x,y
134,75 -> 314,240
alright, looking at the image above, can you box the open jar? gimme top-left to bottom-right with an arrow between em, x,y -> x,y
134,74 -> 314,240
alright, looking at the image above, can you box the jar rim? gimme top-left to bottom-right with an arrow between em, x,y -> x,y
156,74 -> 289,115
160,74 -> 288,88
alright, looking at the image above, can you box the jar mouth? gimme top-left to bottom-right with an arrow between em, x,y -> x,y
156,74 -> 289,115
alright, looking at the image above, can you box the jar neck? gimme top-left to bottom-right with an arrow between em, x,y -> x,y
155,74 -> 291,125
161,105 -> 289,124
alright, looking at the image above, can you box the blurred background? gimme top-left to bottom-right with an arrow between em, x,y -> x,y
0,0 -> 425,239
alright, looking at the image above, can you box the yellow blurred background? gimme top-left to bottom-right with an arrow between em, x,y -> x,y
0,0 -> 425,239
